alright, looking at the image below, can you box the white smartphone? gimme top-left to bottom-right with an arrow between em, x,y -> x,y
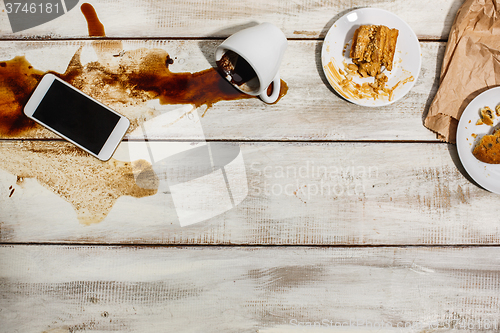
24,74 -> 130,161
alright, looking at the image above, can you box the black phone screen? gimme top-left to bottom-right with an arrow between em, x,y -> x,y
32,79 -> 121,155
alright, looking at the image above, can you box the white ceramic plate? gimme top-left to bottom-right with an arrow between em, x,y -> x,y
457,87 -> 500,194
321,8 -> 421,107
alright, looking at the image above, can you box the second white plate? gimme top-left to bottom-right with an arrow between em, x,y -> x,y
457,87 -> 500,194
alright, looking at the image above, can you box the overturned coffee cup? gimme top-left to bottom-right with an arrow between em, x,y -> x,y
215,22 -> 287,103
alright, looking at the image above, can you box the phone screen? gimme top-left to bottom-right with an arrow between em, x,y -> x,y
32,79 -> 121,155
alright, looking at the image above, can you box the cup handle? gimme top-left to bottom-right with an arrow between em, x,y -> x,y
259,73 -> 281,104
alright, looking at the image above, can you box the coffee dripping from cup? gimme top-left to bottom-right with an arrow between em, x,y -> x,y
216,50 -> 260,95
215,22 -> 287,103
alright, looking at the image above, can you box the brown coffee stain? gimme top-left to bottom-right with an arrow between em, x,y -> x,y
0,3 -> 288,224
0,141 -> 157,225
0,57 -> 43,137
80,3 -> 105,37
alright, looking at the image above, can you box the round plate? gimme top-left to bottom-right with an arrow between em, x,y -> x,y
457,87 -> 500,194
321,8 -> 421,107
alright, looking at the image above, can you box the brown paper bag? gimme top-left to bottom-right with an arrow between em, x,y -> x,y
425,0 -> 500,143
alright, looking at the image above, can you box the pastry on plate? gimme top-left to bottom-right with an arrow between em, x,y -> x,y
350,25 -> 399,77
473,129 -> 500,164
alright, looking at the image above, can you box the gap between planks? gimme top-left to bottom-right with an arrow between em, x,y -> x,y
2,243 -> 499,248
0,139 -> 445,143
0,37 -> 449,42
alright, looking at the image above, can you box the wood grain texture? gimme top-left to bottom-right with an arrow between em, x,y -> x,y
0,141 -> 497,245
0,0 -> 461,40
0,39 -> 443,141
1,1 -> 498,332
1,245 -> 499,333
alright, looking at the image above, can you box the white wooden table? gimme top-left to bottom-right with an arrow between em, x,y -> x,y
1,1 -> 500,332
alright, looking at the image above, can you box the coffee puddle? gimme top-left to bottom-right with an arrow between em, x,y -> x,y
0,141 -> 158,225
0,57 -> 43,137
0,3 -> 288,225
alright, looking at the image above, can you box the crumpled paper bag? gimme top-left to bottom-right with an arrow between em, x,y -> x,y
425,0 -> 500,143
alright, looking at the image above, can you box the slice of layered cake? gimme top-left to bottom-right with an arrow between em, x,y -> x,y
350,25 -> 399,77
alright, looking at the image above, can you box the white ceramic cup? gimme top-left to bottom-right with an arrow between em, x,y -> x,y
215,22 -> 287,103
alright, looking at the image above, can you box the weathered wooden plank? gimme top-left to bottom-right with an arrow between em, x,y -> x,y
1,245 -> 499,333
0,39 -> 443,141
0,141 -> 497,245
0,0 -> 461,40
